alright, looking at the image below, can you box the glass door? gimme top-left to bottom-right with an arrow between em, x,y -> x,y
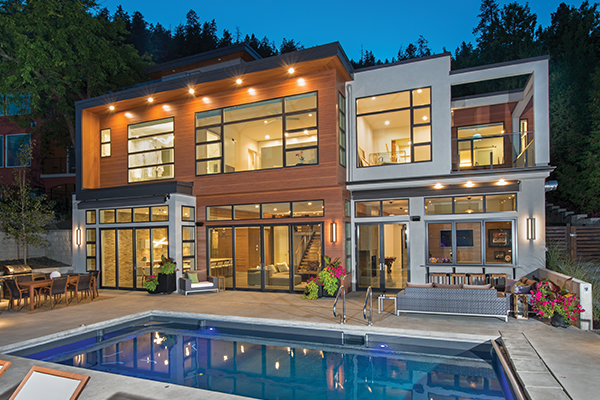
357,223 -> 408,291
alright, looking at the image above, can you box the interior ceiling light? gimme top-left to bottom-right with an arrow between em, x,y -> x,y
288,67 -> 295,74
417,89 -> 422,93
189,88 -> 195,94
434,183 -> 443,189
422,116 -> 428,121
385,120 -> 390,125
109,105 -> 115,111
465,181 -> 475,188
265,135 -> 270,139
304,130 -> 308,134
298,78 -> 305,86
236,78 -> 242,84
148,97 -> 154,103
497,179 -> 508,186
371,97 -> 376,100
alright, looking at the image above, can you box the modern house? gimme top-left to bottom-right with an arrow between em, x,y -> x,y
72,43 -> 550,294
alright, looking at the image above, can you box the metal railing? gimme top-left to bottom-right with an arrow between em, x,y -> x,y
363,286 -> 373,326
332,284 -> 346,324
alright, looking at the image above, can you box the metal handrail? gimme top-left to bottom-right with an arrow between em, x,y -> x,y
332,284 -> 346,324
363,286 -> 373,326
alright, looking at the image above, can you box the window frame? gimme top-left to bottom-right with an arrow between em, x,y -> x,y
5,133 -> 31,167
127,117 -> 175,183
100,128 -> 111,158
356,88 -> 432,168
425,193 -> 517,215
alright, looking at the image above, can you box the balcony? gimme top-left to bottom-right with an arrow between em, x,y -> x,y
452,130 -> 534,171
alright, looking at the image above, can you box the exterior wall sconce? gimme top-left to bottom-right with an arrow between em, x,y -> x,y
330,222 -> 337,243
527,218 -> 536,240
76,228 -> 82,246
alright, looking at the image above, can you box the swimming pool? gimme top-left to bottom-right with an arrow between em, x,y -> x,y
12,317 -> 515,400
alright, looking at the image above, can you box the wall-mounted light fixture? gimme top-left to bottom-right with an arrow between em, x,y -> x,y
330,222 -> 337,243
76,228 -> 82,246
527,218 -> 536,240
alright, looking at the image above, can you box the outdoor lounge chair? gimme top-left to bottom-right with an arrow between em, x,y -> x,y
39,276 -> 69,309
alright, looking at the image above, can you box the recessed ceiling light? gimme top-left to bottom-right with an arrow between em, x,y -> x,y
202,97 -> 210,103
125,112 -> 133,118
298,78 -> 305,86
384,120 -> 390,125
288,67 -> 295,74
265,135 -> 270,139
417,89 -> 422,93
465,181 -> 475,188
434,183 -> 443,189
189,88 -> 195,94
308,202 -> 312,205
255,205 -> 259,208
304,130 -> 308,134
371,97 -> 376,100
309,113 -> 312,117
422,116 -> 428,121
248,88 -> 256,95
236,78 -> 242,84
148,97 -> 153,103
109,105 -> 115,111
284,132 -> 289,137
497,179 -> 508,186
162,105 -> 170,111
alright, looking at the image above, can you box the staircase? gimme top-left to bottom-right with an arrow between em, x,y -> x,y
298,232 -> 321,273
546,203 -> 600,226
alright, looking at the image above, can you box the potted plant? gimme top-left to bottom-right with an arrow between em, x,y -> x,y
155,255 -> 177,294
144,275 -> 159,294
302,276 -> 321,300
318,256 -> 348,297
531,279 -> 584,327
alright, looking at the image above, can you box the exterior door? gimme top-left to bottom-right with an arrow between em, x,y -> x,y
357,223 -> 408,291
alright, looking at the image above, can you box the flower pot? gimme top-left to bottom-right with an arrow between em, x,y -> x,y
146,288 -> 159,294
157,273 -> 176,294
551,313 -> 570,328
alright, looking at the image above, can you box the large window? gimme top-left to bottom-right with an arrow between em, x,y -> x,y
425,194 -> 515,214
196,93 -> 318,175
427,220 -> 513,265
357,88 -> 431,167
128,118 -> 174,183
456,123 -> 504,168
6,133 -> 31,167
338,93 -> 346,167
207,200 -> 323,221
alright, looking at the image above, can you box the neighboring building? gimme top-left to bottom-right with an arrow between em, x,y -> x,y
72,43 -> 551,294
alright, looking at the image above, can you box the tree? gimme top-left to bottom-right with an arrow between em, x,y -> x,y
0,0 -> 149,149
0,140 -> 54,264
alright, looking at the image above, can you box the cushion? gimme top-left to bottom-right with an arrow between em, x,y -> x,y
266,265 -> 277,273
406,282 -> 433,288
187,272 -> 199,283
463,283 -> 492,290
512,283 -> 532,294
433,283 -> 463,289
519,277 -> 537,286
504,278 -> 518,293
276,262 -> 289,272
191,281 -> 215,289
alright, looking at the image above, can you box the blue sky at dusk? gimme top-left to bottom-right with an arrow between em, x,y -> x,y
99,0 -> 578,61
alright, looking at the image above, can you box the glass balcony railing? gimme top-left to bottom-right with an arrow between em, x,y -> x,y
452,130 -> 534,171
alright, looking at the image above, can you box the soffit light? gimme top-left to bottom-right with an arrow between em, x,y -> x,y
497,179 -> 508,186
434,183 -> 443,189
248,88 -> 256,95
465,181 -> 475,188
202,97 -> 210,104
189,88 -> 195,94
147,97 -> 154,103
162,105 -> 170,111
298,78 -> 305,86
288,67 -> 295,74
236,78 -> 242,84
125,112 -> 133,118
109,105 -> 115,111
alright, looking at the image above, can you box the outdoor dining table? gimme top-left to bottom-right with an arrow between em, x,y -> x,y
17,279 -> 52,311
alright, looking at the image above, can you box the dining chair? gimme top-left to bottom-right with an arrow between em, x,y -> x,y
72,274 -> 92,303
39,276 -> 69,309
469,273 -> 487,285
450,273 -> 468,285
67,275 -> 80,304
431,273 -> 449,284
4,279 -> 34,311
89,270 -> 100,299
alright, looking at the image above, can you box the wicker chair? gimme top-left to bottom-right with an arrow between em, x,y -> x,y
39,276 -> 69,309
5,279 -> 36,311
70,274 -> 92,303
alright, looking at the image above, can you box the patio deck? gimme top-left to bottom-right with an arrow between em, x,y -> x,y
0,289 -> 598,399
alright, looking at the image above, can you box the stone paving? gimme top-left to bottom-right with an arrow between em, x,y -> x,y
0,289 -> 598,399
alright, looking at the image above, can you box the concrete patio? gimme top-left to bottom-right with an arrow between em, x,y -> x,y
0,289 -> 598,399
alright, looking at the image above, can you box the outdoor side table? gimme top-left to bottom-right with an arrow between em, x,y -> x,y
378,295 -> 397,315
514,294 -> 529,319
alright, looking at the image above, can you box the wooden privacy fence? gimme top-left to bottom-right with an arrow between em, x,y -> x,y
546,225 -> 600,262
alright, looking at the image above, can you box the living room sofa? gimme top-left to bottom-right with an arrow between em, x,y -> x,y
396,283 -> 511,321
247,263 -> 302,287
178,271 -> 220,295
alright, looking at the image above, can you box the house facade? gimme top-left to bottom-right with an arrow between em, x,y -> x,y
72,43 -> 550,294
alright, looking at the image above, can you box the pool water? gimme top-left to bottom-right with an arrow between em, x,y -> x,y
20,320 -> 512,400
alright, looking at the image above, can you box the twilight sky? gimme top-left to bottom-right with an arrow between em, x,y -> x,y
99,0 -> 577,61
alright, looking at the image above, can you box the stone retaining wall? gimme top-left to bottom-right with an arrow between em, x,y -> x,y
0,230 -> 72,265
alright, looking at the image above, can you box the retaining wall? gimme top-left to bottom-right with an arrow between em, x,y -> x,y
0,230 -> 72,265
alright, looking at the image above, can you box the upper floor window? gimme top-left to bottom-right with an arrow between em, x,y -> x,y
357,88 -> 431,167
128,118 -> 174,183
6,133 -> 31,167
425,194 -> 515,214
456,123 -> 504,168
1,93 -> 31,116
196,92 -> 318,175
338,93 -> 346,167
101,129 -> 111,158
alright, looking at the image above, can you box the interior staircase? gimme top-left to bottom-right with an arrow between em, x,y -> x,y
298,232 -> 321,273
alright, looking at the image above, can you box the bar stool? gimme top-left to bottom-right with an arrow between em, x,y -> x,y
431,273 -> 449,284
451,273 -> 467,285
469,273 -> 487,285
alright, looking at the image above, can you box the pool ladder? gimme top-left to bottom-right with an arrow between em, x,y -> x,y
333,284 -> 346,324
363,286 -> 373,326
